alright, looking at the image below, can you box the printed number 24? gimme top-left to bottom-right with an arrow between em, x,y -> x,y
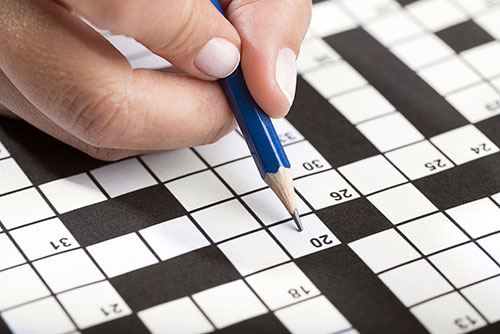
471,143 -> 491,154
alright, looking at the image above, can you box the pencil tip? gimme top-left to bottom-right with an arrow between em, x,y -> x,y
292,209 -> 304,232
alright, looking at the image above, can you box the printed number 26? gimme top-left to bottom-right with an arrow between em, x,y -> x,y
330,189 -> 351,201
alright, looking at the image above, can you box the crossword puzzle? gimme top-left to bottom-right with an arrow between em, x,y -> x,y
2,0 -> 500,333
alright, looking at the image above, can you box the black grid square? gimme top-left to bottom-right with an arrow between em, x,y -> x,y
317,197 -> 393,244
288,77 -> 379,168
436,20 -> 495,53
60,184 -> 187,246
110,246 -> 240,312
0,118 -> 108,185
217,313 -> 288,334
296,245 -> 428,334
81,315 -> 149,334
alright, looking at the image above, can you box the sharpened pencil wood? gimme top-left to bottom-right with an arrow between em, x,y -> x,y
264,166 -> 297,214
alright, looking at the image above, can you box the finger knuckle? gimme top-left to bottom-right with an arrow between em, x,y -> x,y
92,1 -> 132,32
154,0 -> 201,57
68,86 -> 133,148
84,146 -> 128,161
204,110 -> 237,145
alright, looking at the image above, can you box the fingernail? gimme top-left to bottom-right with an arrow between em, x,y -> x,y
195,37 -> 240,79
275,48 -> 297,106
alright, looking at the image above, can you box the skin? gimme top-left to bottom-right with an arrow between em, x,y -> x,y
0,0 -> 311,160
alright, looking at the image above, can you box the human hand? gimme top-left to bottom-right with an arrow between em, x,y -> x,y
0,0 -> 311,160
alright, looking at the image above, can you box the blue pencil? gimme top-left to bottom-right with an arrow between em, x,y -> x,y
210,0 -> 303,231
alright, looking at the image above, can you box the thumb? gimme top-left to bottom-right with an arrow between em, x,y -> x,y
62,0 -> 241,80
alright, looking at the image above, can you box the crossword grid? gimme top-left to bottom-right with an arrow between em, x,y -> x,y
2,0 -> 500,333
303,0 -> 500,333
0,123 -> 359,333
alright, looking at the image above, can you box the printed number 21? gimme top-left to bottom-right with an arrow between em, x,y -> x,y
101,303 -> 122,316
454,316 -> 477,330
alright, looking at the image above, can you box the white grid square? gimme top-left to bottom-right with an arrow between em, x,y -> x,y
0,264 -> 50,310
246,263 -> 320,310
192,200 -> 261,243
194,131 -> 250,166
379,259 -> 453,307
390,33 -> 454,69
342,0 -> 401,21
407,0 -> 467,31
356,112 -> 424,152
193,280 -> 267,329
58,281 -> 132,329
385,140 -> 454,180
297,38 -> 341,73
431,125 -> 499,165
453,0 -> 490,14
40,173 -> 107,214
218,230 -> 290,276
310,1 -> 357,37
0,233 -> 25,271
365,10 -> 424,45
141,149 -> 206,182
367,183 -> 437,224
90,158 -> 156,198
272,118 -> 305,146
329,86 -> 395,124
294,169 -> 360,210
138,297 -> 214,334
478,233 -> 500,264
242,188 -> 311,226
285,141 -> 332,179
2,297 -> 76,334
462,276 -> 500,323
0,158 -> 31,195
275,296 -> 351,334
338,155 -> 407,195
398,212 -> 468,255
215,157 -> 266,195
0,140 -> 9,159
475,8 -> 500,39
0,187 -> 55,230
492,76 -> 500,92
270,214 -> 340,259
303,62 -> 367,98
462,41 -> 500,78
165,170 -> 233,211
10,218 -> 79,261
139,216 -> 210,260
429,243 -> 500,288
349,229 -> 420,273
105,34 -> 148,57
447,198 -> 500,238
87,233 -> 158,278
33,249 -> 105,293
411,292 -> 486,334
446,82 -> 500,123
129,53 -> 170,70
418,57 -> 481,95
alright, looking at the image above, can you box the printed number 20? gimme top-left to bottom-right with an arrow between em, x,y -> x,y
310,234 -> 333,248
